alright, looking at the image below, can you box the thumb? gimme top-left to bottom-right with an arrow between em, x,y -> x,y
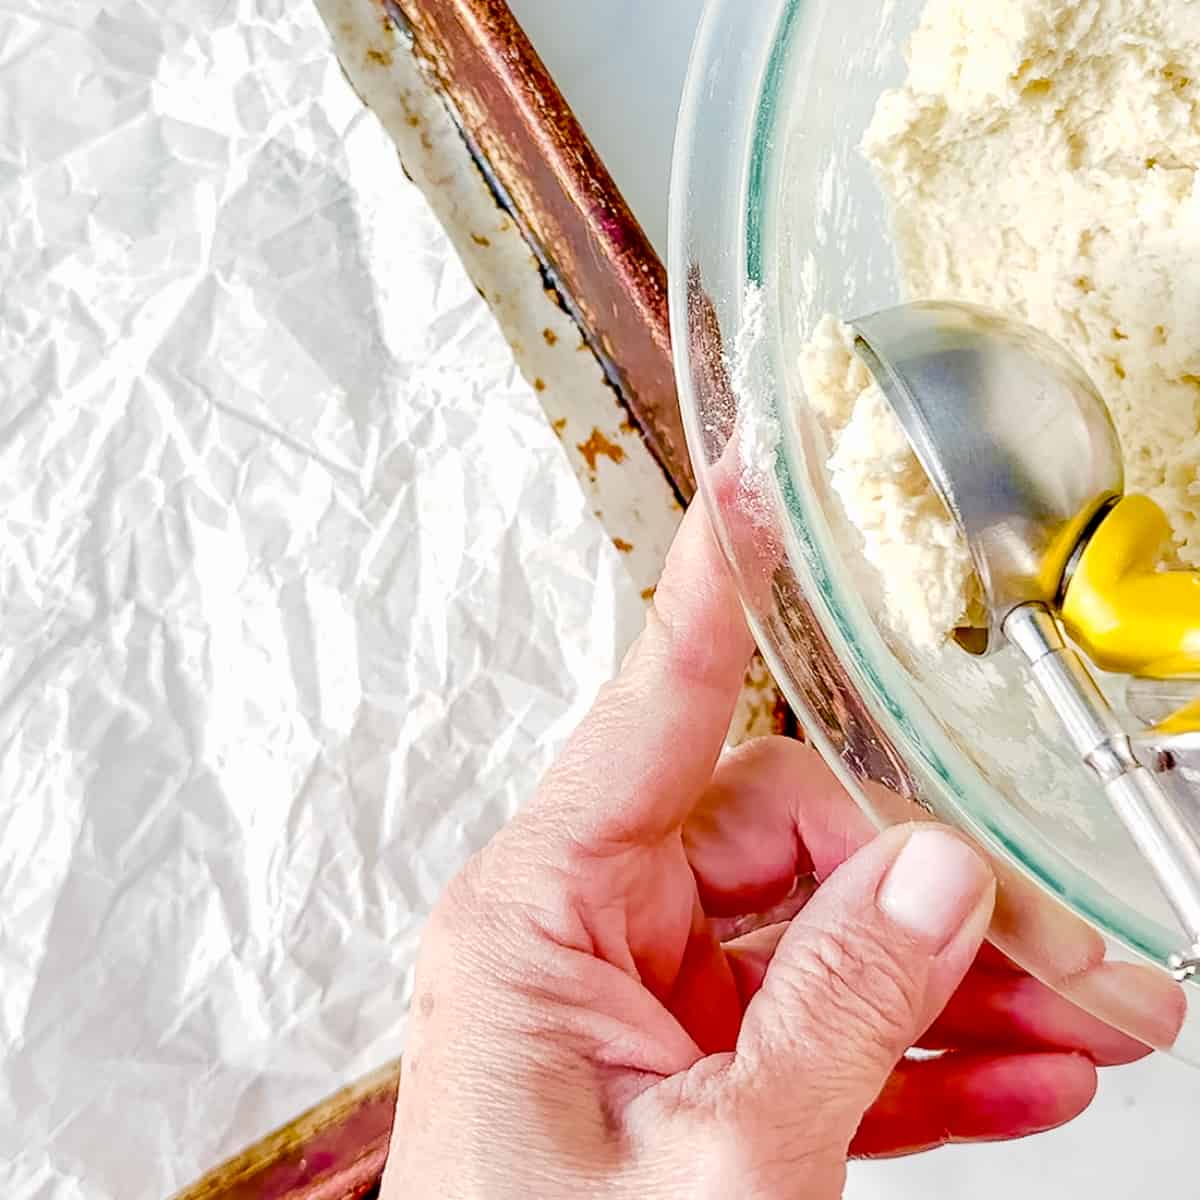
734,825 -> 995,1140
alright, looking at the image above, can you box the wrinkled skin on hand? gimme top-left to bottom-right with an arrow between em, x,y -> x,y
386,504 -> 1167,1199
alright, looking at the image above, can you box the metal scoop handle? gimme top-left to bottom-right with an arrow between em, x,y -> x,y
1006,605 -> 1200,977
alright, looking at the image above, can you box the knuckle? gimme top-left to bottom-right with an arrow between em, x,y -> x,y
727,735 -> 785,767
422,856 -> 517,1000
420,876 -> 473,962
429,850 -> 511,954
432,844 -> 567,975
782,920 -> 922,1055
439,853 -> 485,930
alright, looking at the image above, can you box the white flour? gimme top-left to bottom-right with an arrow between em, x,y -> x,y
734,285 -> 780,486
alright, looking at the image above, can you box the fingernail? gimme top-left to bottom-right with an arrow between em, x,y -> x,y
878,830 -> 991,950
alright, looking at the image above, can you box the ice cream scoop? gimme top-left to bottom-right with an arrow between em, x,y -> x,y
852,301 -> 1200,975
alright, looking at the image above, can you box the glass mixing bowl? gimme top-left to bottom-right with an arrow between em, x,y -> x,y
669,0 -> 1200,1059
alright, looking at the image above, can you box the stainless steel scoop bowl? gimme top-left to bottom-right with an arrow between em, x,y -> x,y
852,302 -> 1126,653
851,301 -> 1200,974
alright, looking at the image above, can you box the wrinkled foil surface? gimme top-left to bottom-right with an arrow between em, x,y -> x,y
0,3 -> 641,1195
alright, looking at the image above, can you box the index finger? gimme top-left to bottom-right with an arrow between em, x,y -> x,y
531,500 -> 756,849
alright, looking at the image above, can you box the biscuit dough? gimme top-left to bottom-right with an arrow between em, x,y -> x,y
803,0 -> 1200,646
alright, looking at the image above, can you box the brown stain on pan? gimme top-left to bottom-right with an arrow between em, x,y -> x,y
577,428 -> 626,472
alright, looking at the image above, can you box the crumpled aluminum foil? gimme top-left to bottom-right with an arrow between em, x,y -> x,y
0,3 -> 641,1195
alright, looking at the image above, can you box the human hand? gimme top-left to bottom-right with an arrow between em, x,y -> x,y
385,503 -> 1151,1199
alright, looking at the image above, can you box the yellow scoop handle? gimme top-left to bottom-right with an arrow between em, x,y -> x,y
1061,494 -> 1200,680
